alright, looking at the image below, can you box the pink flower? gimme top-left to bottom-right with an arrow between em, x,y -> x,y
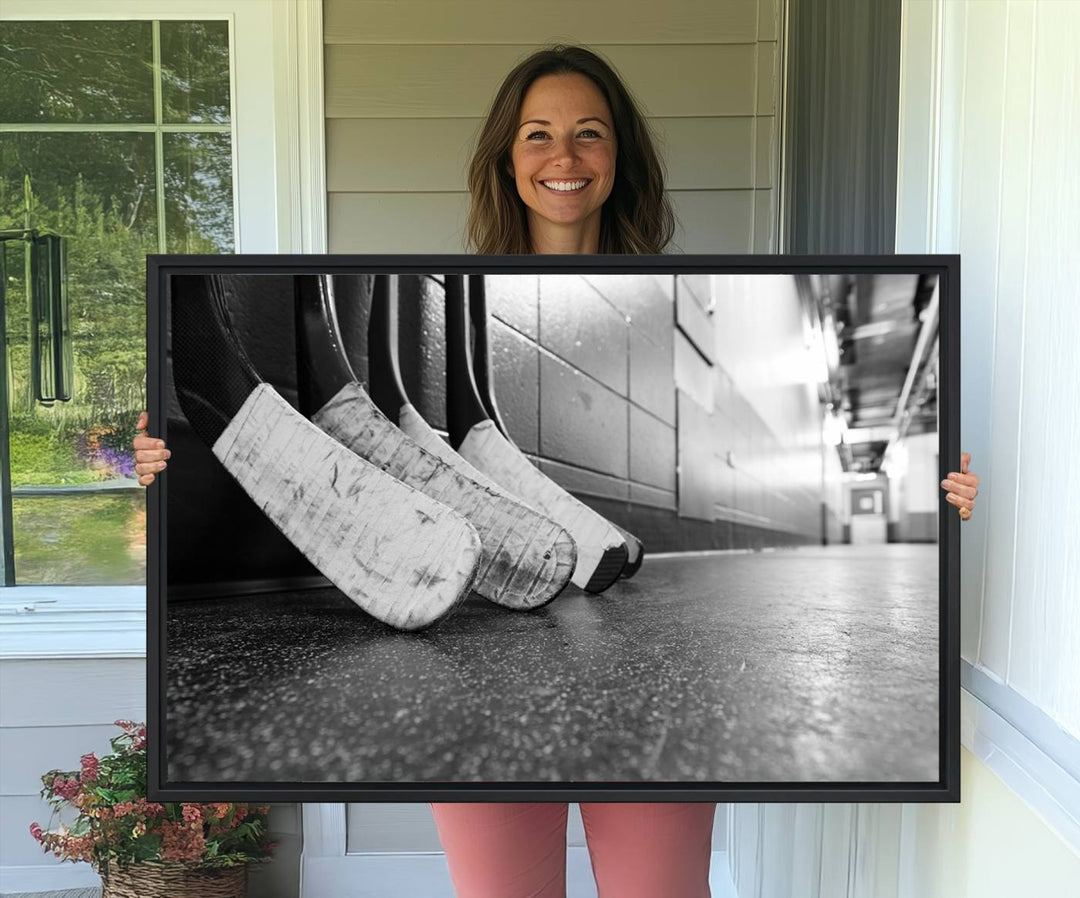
52,778 -> 80,801
60,832 -> 95,863
114,720 -> 147,750
160,821 -> 205,863
80,753 -> 99,782
137,799 -> 165,818
181,804 -> 202,824
29,822 -> 43,842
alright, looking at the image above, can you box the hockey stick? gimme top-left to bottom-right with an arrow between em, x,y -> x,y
366,276 -> 574,543
298,274 -> 576,610
170,273 -> 481,631
366,274 -> 408,427
445,275 -> 627,593
467,275 -> 645,578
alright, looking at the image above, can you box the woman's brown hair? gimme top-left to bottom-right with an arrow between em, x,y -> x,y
466,45 -> 676,254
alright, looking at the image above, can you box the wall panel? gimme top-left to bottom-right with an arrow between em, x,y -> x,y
328,192 -> 468,254
1004,1 -> 1080,729
978,0 -> 1034,680
326,44 -> 758,119
325,0 -> 761,45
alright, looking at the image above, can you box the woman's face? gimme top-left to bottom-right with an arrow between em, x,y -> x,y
508,73 -> 617,242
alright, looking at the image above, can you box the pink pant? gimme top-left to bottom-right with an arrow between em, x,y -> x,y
430,802 -> 716,898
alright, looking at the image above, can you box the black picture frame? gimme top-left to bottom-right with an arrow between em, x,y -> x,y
147,253 -> 960,803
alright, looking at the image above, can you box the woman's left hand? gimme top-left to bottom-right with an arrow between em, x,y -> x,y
941,451 -> 979,521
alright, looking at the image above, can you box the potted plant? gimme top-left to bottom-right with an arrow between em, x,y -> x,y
30,720 -> 274,897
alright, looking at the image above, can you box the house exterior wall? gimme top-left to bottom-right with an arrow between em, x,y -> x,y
323,0 -> 781,254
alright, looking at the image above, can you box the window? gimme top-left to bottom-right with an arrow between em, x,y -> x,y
0,18 -> 234,584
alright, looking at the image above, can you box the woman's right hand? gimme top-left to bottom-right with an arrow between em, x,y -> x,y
133,411 -> 170,486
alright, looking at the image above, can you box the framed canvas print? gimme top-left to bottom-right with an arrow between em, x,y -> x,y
147,254 -> 960,802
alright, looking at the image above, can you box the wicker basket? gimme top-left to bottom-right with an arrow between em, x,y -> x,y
100,862 -> 247,898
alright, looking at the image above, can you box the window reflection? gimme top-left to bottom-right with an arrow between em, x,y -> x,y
0,20 -> 233,584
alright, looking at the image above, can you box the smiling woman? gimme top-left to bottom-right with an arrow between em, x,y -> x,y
466,45 -> 674,255
508,73 -> 617,253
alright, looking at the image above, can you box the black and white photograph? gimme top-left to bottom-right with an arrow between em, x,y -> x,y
151,255 -> 958,801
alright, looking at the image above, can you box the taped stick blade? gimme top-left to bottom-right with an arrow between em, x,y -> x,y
312,384 -> 577,610
213,385 -> 482,630
457,421 -> 628,593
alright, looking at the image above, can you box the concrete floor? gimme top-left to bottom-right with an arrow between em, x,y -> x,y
166,544 -> 939,784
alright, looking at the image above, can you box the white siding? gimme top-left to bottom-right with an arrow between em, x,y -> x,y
324,0 -> 782,253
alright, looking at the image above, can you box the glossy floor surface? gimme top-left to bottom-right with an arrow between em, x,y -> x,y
166,544 -> 940,785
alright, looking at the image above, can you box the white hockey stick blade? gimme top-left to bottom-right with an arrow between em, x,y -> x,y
402,403 -> 645,578
456,420 -> 628,593
212,384 -> 482,630
311,384 -> 577,610
398,403 -> 510,495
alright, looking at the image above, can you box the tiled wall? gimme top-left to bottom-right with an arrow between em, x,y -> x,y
382,273 -> 679,548
387,272 -> 830,553
886,431 -> 938,544
675,274 -> 834,549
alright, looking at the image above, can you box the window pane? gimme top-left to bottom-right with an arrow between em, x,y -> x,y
0,132 -> 159,240
0,21 -> 154,124
1,19 -> 235,586
1,133 -> 156,488
2,130 -> 155,586
164,132 -> 235,252
12,492 -> 146,585
160,20 -> 232,124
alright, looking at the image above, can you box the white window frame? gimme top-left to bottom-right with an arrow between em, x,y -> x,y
0,0 -> 326,659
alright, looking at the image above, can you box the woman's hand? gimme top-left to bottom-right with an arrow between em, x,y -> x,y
133,411 -> 170,487
941,451 -> 979,521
